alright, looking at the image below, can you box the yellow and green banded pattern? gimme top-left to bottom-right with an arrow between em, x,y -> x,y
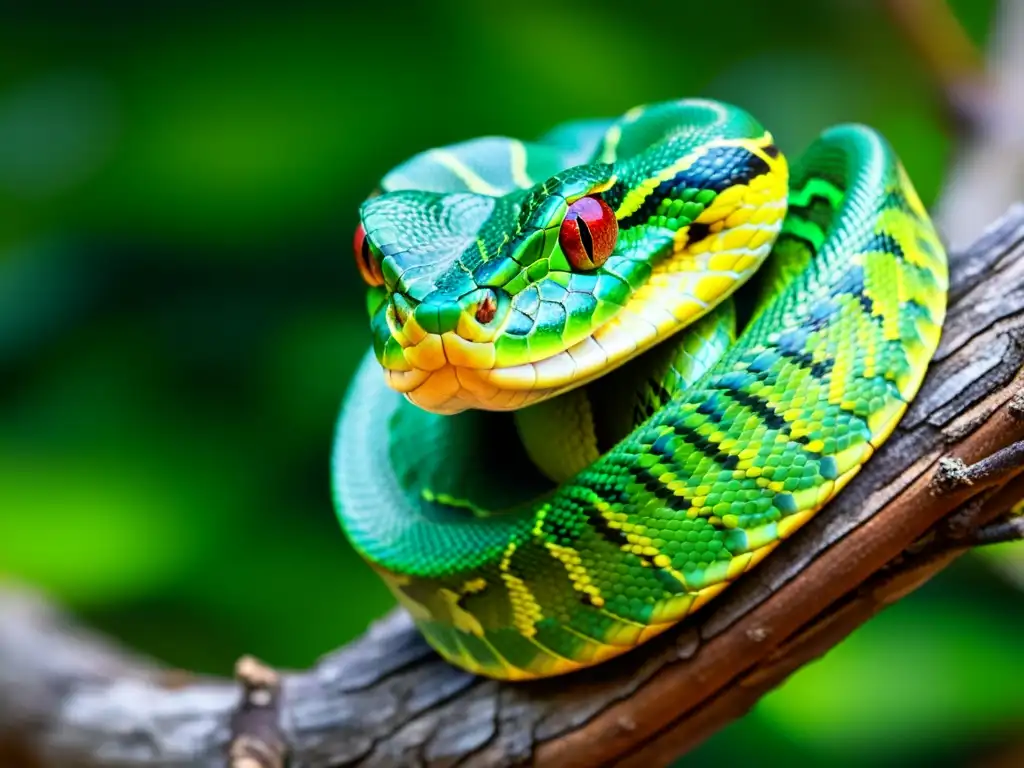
333,99 -> 948,680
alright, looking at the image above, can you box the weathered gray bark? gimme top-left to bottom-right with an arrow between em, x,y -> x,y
883,0 -> 1024,250
2,205 -> 1024,768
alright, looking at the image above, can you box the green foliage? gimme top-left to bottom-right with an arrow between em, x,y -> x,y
1,0 -> 1019,762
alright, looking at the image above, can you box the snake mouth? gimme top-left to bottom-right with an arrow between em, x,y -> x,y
377,235 -> 785,415
380,278 -> 721,415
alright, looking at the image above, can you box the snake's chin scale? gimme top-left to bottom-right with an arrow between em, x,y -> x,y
394,365 -> 545,414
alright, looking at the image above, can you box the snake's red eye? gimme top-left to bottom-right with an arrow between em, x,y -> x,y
354,222 -> 384,287
559,196 -> 618,271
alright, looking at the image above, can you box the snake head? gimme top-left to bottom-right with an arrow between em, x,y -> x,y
353,102 -> 789,415
357,164 -> 626,415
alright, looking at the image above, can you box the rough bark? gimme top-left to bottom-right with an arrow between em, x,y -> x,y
2,205 -> 1024,768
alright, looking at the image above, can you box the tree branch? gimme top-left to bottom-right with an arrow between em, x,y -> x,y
1,205 -> 1024,767
881,0 -> 989,131
963,515 -> 1024,548
884,0 -> 1024,249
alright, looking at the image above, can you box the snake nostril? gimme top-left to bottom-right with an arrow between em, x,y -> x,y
474,291 -> 498,324
390,293 -> 414,327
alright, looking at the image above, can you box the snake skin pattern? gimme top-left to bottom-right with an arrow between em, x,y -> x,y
333,99 -> 948,680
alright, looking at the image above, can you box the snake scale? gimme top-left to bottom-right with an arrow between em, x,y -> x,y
332,99 -> 948,680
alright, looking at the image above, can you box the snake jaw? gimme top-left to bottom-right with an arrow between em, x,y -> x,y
376,211 -> 786,415
380,290 -> 708,415
374,227 -> 787,414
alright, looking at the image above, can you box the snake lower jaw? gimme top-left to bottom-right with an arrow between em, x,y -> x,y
382,319 -> 679,416
381,292 -> 715,414
385,363 -> 566,415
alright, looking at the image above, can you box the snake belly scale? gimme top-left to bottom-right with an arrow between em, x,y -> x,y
333,99 -> 948,680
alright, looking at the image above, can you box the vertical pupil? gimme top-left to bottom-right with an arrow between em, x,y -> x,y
577,217 -> 594,260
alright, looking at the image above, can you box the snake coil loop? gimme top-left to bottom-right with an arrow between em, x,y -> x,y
333,99 -> 949,680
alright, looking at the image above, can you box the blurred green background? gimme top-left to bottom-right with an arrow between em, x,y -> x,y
2,1 -> 1023,765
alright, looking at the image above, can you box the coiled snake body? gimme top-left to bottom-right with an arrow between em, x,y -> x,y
333,99 -> 948,680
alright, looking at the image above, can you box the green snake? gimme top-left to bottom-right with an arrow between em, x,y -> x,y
332,99 -> 948,680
